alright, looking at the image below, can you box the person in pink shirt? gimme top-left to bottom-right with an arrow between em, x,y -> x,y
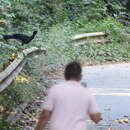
36,61 -> 101,130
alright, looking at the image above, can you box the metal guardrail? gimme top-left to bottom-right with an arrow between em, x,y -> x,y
0,32 -> 105,92
0,46 -> 47,92
72,32 -> 106,46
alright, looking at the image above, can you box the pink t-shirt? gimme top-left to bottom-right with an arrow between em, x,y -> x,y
43,81 -> 100,130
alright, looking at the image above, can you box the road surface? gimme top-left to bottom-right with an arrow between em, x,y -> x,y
82,63 -> 130,130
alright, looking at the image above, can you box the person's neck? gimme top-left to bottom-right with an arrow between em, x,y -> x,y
67,78 -> 80,82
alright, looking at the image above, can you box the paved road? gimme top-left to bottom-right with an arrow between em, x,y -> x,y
82,63 -> 130,129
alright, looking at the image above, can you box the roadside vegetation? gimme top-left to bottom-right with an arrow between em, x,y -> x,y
0,0 -> 130,128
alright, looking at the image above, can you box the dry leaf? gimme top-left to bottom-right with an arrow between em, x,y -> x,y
0,105 -> 4,112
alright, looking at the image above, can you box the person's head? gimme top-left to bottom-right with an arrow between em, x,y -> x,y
64,61 -> 82,81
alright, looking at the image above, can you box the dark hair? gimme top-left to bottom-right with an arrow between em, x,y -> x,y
64,61 -> 82,80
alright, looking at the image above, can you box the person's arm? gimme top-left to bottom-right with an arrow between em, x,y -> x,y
89,112 -> 101,123
36,88 -> 54,130
35,109 -> 51,130
88,93 -> 102,123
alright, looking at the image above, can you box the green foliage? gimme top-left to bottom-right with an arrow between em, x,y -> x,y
74,17 -> 123,32
77,42 -> 130,62
33,19 -> 130,68
53,0 -> 107,22
11,0 -> 54,30
104,0 -> 126,17
73,16 -> 130,43
43,24 -> 74,64
0,1 -> 130,129
0,0 -> 15,32
0,120 -> 21,130
0,48 -> 16,71
0,0 -> 15,70
0,73 -> 42,110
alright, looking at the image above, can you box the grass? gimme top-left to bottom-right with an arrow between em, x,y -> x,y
1,17 -> 130,107
36,17 -> 130,65
77,42 -> 130,62
0,16 -> 130,129
0,120 -> 21,130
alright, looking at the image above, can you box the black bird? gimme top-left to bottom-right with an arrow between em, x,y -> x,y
3,31 -> 37,45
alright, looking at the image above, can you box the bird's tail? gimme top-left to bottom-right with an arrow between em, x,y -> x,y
3,35 -> 14,40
